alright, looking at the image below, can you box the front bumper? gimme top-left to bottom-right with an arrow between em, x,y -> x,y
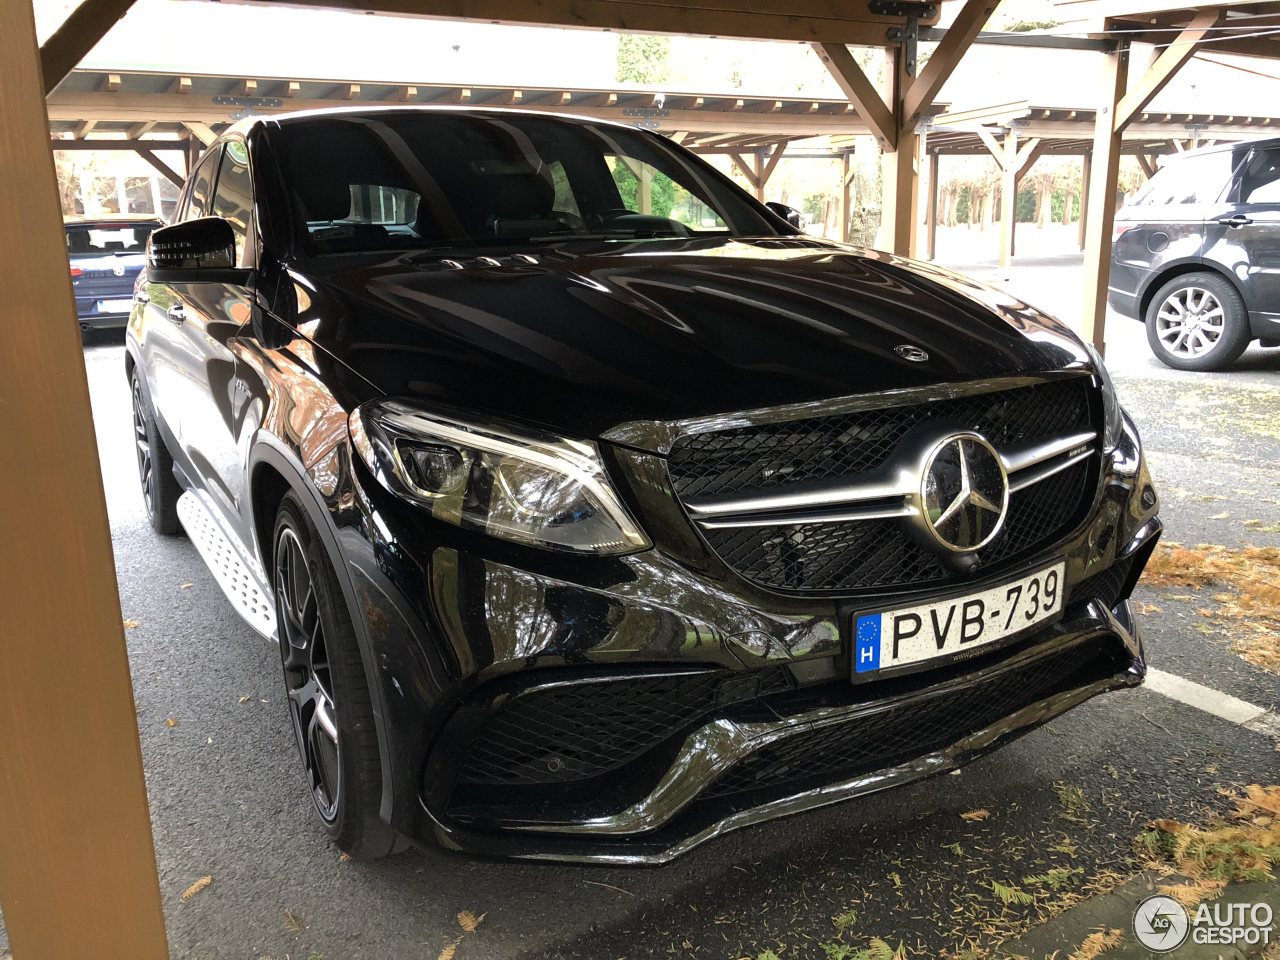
335,411 -> 1160,863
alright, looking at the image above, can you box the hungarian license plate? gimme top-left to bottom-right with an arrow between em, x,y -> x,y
852,561 -> 1065,677
99,299 -> 133,313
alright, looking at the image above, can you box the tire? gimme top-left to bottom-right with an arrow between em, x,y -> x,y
272,493 -> 401,859
1144,272 -> 1252,371
131,373 -> 182,535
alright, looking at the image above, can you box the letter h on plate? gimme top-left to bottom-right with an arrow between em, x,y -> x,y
855,614 -> 882,673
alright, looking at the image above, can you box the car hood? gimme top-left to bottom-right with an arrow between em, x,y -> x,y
294,236 -> 1090,440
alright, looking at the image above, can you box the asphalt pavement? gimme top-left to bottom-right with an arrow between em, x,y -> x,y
2,254 -> 1277,960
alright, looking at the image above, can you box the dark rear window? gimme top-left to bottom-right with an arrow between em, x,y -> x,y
274,112 -> 777,257
65,223 -> 157,257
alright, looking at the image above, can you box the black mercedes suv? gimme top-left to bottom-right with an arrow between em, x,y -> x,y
126,107 -> 1160,863
1110,137 -> 1280,370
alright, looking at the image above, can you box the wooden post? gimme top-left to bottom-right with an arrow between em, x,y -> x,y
1078,150 -> 1091,251
1080,41 -> 1131,353
840,152 -> 853,243
637,163 -> 653,214
0,2 -> 169,957
882,45 -> 918,256
926,150 -> 940,260
999,128 -> 1018,269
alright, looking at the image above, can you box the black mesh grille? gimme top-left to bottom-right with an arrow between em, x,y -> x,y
668,378 -> 1098,595
700,459 -> 1094,593
457,669 -> 793,787
668,378 -> 1092,501
703,640 -> 1117,801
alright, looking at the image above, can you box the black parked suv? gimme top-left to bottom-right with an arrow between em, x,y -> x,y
1110,138 -> 1280,370
126,108 -> 1160,863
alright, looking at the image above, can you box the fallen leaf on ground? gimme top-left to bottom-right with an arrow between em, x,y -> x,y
437,939 -> 461,960
179,582 -> 194,590
1209,511 -> 1230,520
284,909 -> 305,934
164,717 -> 178,728
457,910 -> 485,933
1068,928 -> 1124,960
338,852 -> 351,862
960,809 -> 989,821
123,618 -> 140,629
180,875 -> 212,901
238,695 -> 252,703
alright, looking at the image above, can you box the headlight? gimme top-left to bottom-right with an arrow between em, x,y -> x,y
1084,341 -> 1123,449
349,399 -> 650,556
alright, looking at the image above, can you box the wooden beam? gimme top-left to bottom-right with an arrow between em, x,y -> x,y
345,82 -> 361,100
1081,41 -> 1131,353
242,78 -> 258,97
1114,10 -> 1219,132
400,84 -> 418,102
880,45 -> 919,255
38,0 -> 136,95
1136,152 -> 1156,178
812,42 -> 895,148
975,126 -> 1005,167
103,72 -> 122,91
137,148 -> 185,188
727,152 -> 759,188
71,118 -> 96,139
759,143 -> 785,189
903,0 -> 997,122
1,2 -> 168,956
999,128 -> 1017,269
1013,138 -> 1046,183
221,0 -> 937,45
926,151 -> 940,260
183,121 -> 218,145
170,75 -> 191,95
126,120 -> 155,139
284,80 -> 301,98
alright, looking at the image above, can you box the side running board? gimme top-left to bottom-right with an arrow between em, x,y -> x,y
177,491 -> 278,641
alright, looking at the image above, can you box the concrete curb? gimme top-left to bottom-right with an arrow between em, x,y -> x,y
995,873 -> 1277,959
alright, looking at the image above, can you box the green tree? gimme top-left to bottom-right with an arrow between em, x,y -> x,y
615,34 -> 672,84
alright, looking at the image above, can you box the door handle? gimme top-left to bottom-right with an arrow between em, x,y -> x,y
1217,215 -> 1253,227
166,303 -> 186,324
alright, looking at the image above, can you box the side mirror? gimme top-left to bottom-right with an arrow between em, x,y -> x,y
147,217 -> 236,280
765,201 -> 804,230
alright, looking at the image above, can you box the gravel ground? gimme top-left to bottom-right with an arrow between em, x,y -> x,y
2,255 -> 1277,960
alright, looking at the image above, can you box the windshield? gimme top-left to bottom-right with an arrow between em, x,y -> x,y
274,112 -> 779,257
65,223 -> 156,258
1126,149 -> 1243,208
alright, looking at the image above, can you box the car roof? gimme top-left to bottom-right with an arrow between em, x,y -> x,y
223,105 -> 636,139
1161,136 -> 1280,162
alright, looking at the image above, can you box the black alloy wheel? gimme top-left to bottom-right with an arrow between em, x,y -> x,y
131,373 -> 181,534
276,524 -> 342,823
271,493 -> 403,858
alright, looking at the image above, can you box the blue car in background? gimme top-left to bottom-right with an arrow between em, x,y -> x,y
66,217 -> 161,335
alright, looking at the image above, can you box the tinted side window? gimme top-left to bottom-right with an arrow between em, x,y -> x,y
186,149 -> 219,220
1239,148 -> 1280,204
1130,151 -> 1237,206
210,140 -> 253,263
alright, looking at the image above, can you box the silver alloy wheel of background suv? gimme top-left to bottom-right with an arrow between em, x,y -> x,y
1154,285 -> 1225,359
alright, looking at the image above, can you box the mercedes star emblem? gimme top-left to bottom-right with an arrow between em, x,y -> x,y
917,432 -> 1009,553
895,344 -> 929,362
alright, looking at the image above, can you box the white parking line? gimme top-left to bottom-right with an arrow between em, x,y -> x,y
1145,668 -> 1280,736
